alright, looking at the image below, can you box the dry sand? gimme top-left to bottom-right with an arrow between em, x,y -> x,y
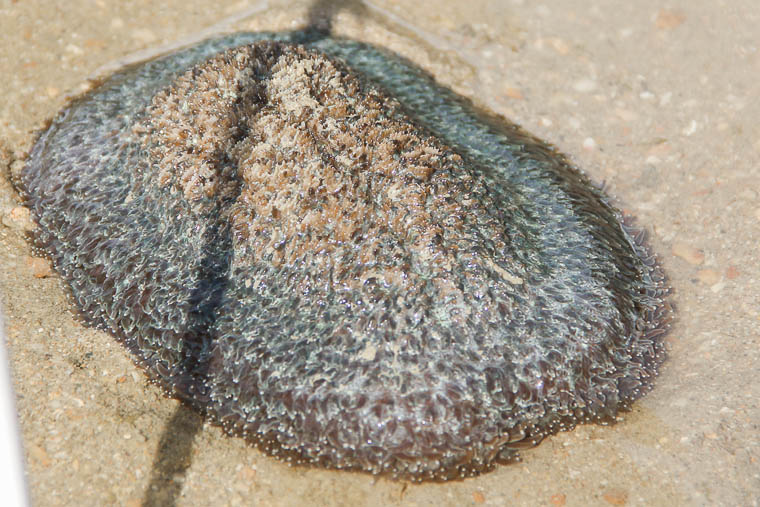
1,0 -> 758,505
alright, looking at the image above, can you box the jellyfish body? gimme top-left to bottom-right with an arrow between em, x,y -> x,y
21,34 -> 671,480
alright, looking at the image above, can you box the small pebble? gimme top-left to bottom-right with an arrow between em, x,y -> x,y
682,120 -> 698,136
573,79 -> 597,93
725,265 -> 740,279
132,28 -> 157,44
2,206 -> 36,231
696,269 -> 720,285
10,159 -> 25,179
550,493 -> 567,506
582,137 -> 597,151
472,491 -> 486,504
236,466 -> 257,481
655,9 -> 686,30
672,242 -> 705,265
65,44 -> 84,56
615,108 -> 638,121
504,86 -> 523,100
84,38 -> 107,50
26,256 -> 52,278
29,444 -> 52,467
549,38 -> 570,55
602,489 -> 628,505
645,155 -> 660,165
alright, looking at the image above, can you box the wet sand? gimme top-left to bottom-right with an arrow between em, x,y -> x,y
1,1 -> 758,505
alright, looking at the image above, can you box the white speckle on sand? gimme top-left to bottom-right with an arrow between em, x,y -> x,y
573,79 -> 597,93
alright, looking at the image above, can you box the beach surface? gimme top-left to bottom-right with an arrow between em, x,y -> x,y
1,1 -> 758,505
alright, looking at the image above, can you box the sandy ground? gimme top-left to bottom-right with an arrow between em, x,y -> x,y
1,0 -> 758,505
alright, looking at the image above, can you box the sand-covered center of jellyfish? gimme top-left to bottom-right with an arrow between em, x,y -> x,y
135,42 -> 525,315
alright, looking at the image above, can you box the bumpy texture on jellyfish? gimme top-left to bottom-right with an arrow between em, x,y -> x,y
21,35 -> 671,480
